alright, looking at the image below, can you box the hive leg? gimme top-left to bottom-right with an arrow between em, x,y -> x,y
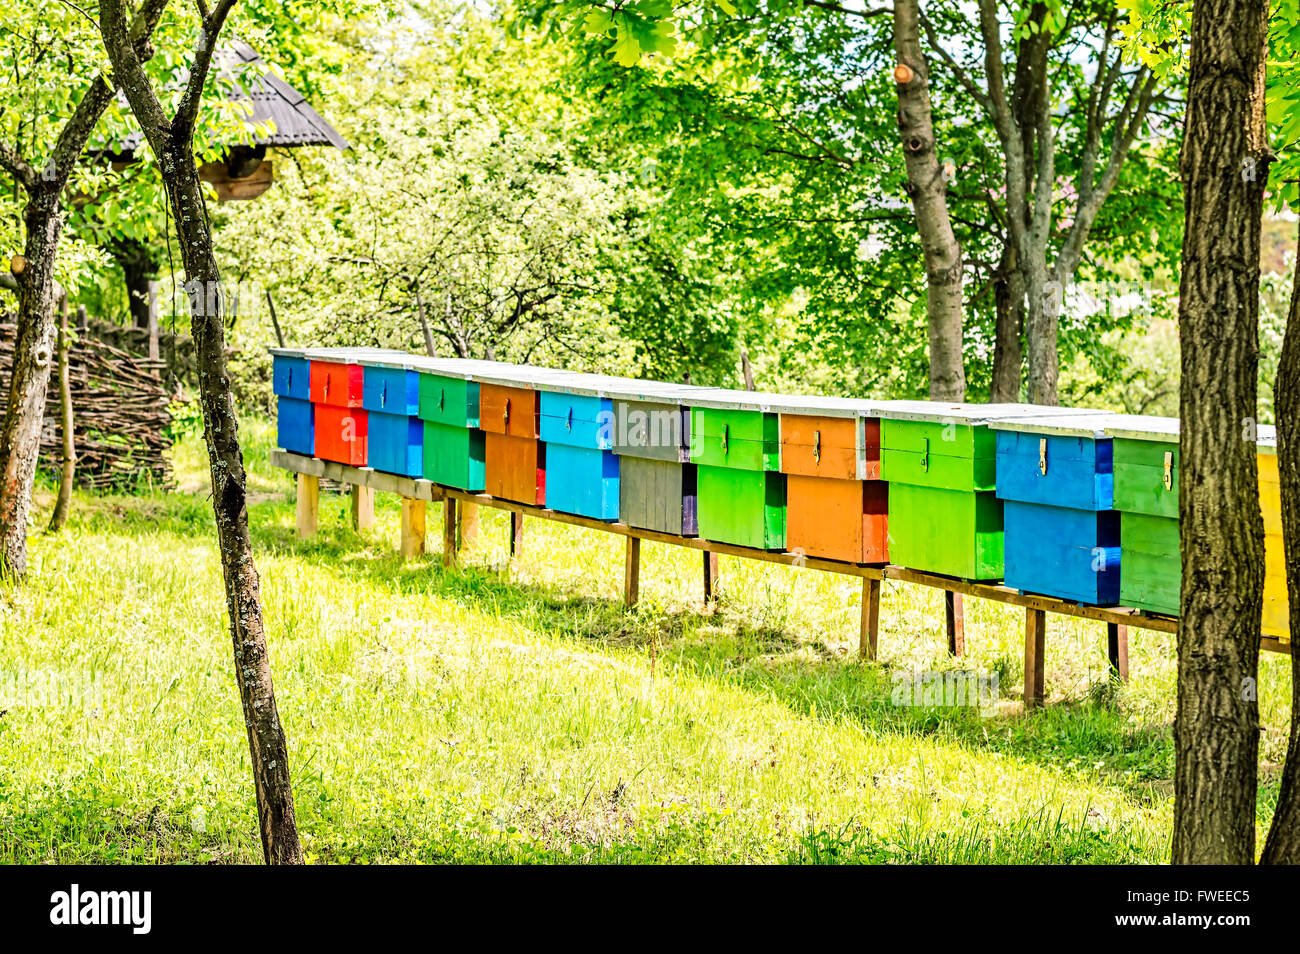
946,591 -> 965,655
860,577 -> 881,660
1025,608 -> 1047,709
400,497 -> 426,561
442,496 -> 458,568
295,473 -> 318,539
703,551 -> 720,606
624,536 -> 641,608
1107,622 -> 1129,682
351,484 -> 375,532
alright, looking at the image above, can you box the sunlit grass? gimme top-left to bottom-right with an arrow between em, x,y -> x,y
0,415 -> 1291,863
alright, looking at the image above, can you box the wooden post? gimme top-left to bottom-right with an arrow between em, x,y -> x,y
351,484 -> 375,532
442,496 -> 458,568
945,591 -> 965,655
703,550 -> 720,605
400,497 -> 426,561
509,512 -> 525,557
860,577 -> 881,660
295,473 -> 318,539
459,500 -> 480,547
624,536 -> 641,608
1107,622 -> 1129,682
1025,608 -> 1047,709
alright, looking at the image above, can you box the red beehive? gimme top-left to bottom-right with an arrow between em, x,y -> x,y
310,360 -> 364,407
315,403 -> 368,465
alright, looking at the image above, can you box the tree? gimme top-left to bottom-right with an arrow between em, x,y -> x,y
99,0 -> 302,865
894,0 -> 964,400
923,0 -> 1159,404
1172,0 -> 1268,864
0,0 -> 167,576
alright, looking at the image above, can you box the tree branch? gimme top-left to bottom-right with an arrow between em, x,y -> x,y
0,141 -> 36,191
173,0 -> 239,137
99,0 -> 173,148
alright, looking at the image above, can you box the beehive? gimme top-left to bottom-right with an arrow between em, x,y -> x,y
689,390 -> 785,550
270,349 -> 312,456
1258,429 -> 1290,642
776,395 -> 888,564
417,365 -> 484,491
1106,416 -> 1180,616
360,357 -> 422,478
992,413 -> 1120,604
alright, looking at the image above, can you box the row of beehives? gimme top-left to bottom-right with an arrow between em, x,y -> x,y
270,347 -> 1289,642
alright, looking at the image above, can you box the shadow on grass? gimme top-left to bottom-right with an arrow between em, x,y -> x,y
237,493 -> 1175,802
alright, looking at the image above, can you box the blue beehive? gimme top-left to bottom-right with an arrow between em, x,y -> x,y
360,358 -> 423,477
992,413 -> 1120,605
271,349 -> 314,455
539,389 -> 619,519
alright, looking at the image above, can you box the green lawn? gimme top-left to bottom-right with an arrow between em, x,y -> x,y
0,416 -> 1292,864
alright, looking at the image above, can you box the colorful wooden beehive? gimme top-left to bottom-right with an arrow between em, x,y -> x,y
611,389 -> 698,536
1258,428 -> 1291,643
776,395 -> 888,564
270,348 -> 312,456
537,388 -> 619,519
417,363 -> 485,491
480,381 -> 545,505
1105,416 -> 1180,616
308,350 -> 367,466
688,390 -> 785,550
992,413 -> 1120,605
359,356 -> 422,478
878,403 -> 1098,580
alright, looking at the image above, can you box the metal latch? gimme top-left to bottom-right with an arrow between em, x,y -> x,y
813,430 -> 821,463
721,424 -> 729,455
1039,438 -> 1047,476
503,398 -> 511,429
439,389 -> 445,411
1163,451 -> 1173,491
287,367 -> 292,391
919,436 -> 929,472
381,382 -> 387,408
323,374 -> 330,399
566,407 -> 573,432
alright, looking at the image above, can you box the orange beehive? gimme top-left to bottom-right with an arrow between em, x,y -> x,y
315,403 -> 367,465
480,383 -> 545,505
780,409 -> 887,564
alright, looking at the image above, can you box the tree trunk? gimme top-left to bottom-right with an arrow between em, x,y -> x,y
894,0 -> 965,401
1261,239 -> 1300,864
47,294 -> 75,533
990,242 -> 1023,403
164,137 -> 304,864
1172,0 -> 1269,865
0,187 -> 64,577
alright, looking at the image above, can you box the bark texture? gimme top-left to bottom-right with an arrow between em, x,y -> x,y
100,0 -> 303,865
1261,243 -> 1300,864
894,0 -> 965,401
1172,0 -> 1269,865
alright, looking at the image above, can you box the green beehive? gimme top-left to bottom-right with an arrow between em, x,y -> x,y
878,402 -> 1099,580
689,392 -> 786,550
1106,416 -> 1180,616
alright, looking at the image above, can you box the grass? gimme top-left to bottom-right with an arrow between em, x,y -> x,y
0,416 -> 1292,864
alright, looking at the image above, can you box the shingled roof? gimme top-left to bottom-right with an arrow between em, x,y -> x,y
114,40 -> 348,154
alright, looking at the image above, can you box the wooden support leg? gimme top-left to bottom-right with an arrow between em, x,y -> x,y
1107,622 -> 1129,682
509,512 -> 524,557
945,591 -> 965,655
442,496 -> 458,569
624,536 -> 641,608
459,500 -> 480,547
703,550 -> 720,605
295,473 -> 318,539
860,577 -> 881,661
351,484 -> 375,532
1025,608 -> 1046,709
400,497 -> 426,561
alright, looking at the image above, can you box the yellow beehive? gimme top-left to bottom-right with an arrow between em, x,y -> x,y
1259,436 -> 1290,643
